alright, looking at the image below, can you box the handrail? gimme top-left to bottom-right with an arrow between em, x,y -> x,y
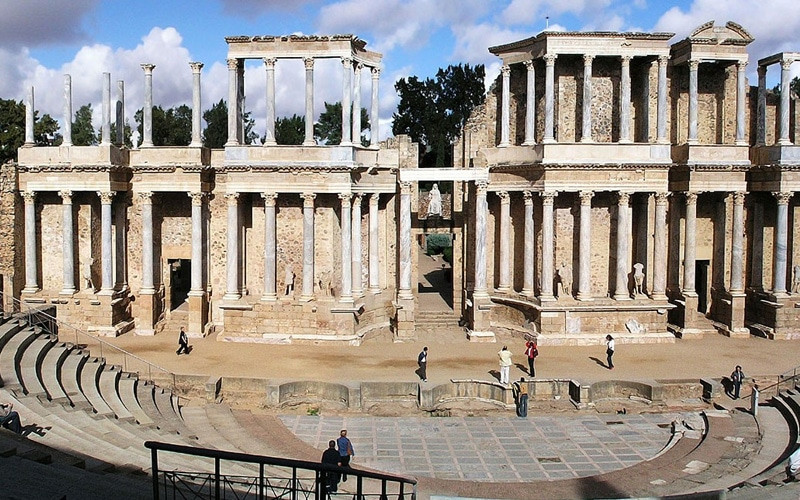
741,364 -> 800,401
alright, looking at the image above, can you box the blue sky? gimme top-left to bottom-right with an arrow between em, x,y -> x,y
1,0 -> 798,140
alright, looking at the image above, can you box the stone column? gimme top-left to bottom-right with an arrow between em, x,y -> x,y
60,191 -> 76,294
779,58 -> 794,145
224,193 -> 240,300
101,72 -> 111,145
619,56 -> 632,143
657,56 -> 669,143
237,60 -> 244,144
261,193 -> 277,301
63,75 -> 73,147
24,87 -> 34,146
730,192 -> 746,292
189,62 -> 204,147
757,65 -> 767,146
499,65 -> 511,147
352,63 -> 362,146
225,59 -> 239,146
683,192 -> 698,294
22,192 -> 38,292
369,193 -> 380,293
115,80 -> 125,146
687,60 -> 699,144
340,58 -> 353,145
263,58 -> 277,145
303,58 -> 316,146
189,192 -> 205,293
398,183 -> 412,299
139,192 -> 155,294
540,191 -> 557,300
474,181 -> 489,298
522,191 -> 534,296
339,194 -> 353,302
141,64 -> 155,147
115,196 -> 127,290
614,192 -> 632,300
651,192 -> 669,300
581,55 -> 594,143
98,191 -> 115,293
577,191 -> 594,300
301,193 -> 316,301
497,191 -> 512,291
544,54 -> 557,143
352,193 -> 363,297
735,61 -> 747,145
522,61 -> 536,145
750,200 -> 764,291
773,191 -> 792,294
370,68 -> 380,148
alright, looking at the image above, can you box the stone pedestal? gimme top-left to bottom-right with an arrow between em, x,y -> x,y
393,297 -> 416,342
49,290 -> 134,337
678,292 -> 703,336
135,291 -> 158,336
720,291 -> 748,337
188,292 -> 208,338
468,296 -> 495,342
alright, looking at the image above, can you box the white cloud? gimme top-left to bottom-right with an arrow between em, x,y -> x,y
0,0 -> 99,49
450,23 -> 536,66
500,0 -> 612,27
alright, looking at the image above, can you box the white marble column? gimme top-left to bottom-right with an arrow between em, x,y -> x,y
687,60 -> 699,144
730,192 -> 746,292
773,191 -> 792,294
779,59 -> 794,145
189,192 -> 205,294
63,75 -> 73,147
114,197 -> 127,290
683,192 -> 698,294
101,72 -> 111,145
756,65 -> 767,146
301,193 -> 316,301
190,62 -> 204,147
98,191 -> 115,293
369,193 -> 380,293
497,191 -> 512,291
141,64 -> 155,147
60,191 -> 76,294
499,65 -> 511,147
522,61 -> 536,146
225,59 -> 239,146
750,200 -> 765,291
224,193 -> 240,300
522,191 -> 535,296
139,192 -> 155,294
352,193 -> 363,297
24,87 -> 34,146
577,191 -> 594,300
657,56 -> 669,144
22,192 -> 38,292
370,68 -> 380,148
544,54 -> 557,143
651,192 -> 669,300
303,57 -> 316,146
340,194 -> 354,302
115,80 -> 125,146
352,63 -> 363,146
340,58 -> 353,146
474,181 -> 489,298
735,61 -> 747,145
398,183 -> 413,299
619,56 -> 632,143
237,61 -> 244,144
540,192 -> 557,300
614,192 -> 632,300
263,58 -> 277,145
581,55 -> 594,143
261,193 -> 277,301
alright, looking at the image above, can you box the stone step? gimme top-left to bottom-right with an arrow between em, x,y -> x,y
142,383 -> 197,438
19,335 -> 55,396
60,350 -> 92,409
78,358 -> 115,417
40,342 -> 73,403
0,326 -> 38,389
98,365 -> 134,421
0,318 -> 25,353
117,374 -> 154,426
181,405 -> 242,452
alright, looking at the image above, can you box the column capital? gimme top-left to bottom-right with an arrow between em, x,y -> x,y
189,61 -> 204,73
226,58 -> 239,70
263,57 -> 276,68
475,180 -> 488,195
583,54 -> 595,65
225,192 -> 240,205
97,191 -> 116,204
658,55 -> 669,66
541,191 -> 557,205
773,191 -> 793,205
620,55 -> 632,65
302,192 -> 317,207
369,192 -> 380,206
654,191 -> 670,205
138,191 -> 153,204
338,192 -> 352,206
58,190 -> 73,203
303,57 -> 315,70
523,190 -> 534,205
140,63 -> 156,73
261,192 -> 277,207
732,191 -> 746,205
685,191 -> 699,205
188,191 -> 206,206
736,60 -> 747,71
617,191 -> 631,206
497,190 -> 510,203
780,58 -> 795,70
523,59 -> 534,70
371,66 -> 381,78
341,57 -> 352,69
688,59 -> 700,71
500,65 -> 511,76
399,181 -> 413,195
757,65 -> 768,77
352,192 -> 364,204
579,190 -> 594,205
544,53 -> 557,66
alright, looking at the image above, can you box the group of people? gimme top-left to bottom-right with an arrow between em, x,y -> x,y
320,429 -> 355,493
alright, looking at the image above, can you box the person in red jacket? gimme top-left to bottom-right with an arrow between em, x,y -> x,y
524,340 -> 538,377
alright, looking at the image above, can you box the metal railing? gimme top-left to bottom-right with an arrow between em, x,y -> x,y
146,441 -> 417,500
742,363 -> 800,401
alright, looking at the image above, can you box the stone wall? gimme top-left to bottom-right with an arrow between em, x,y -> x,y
0,163 -> 20,306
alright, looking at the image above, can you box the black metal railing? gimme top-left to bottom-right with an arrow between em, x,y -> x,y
146,441 -> 417,500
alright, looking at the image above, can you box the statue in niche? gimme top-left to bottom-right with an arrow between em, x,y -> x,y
284,265 -> 295,296
633,263 -> 645,297
427,183 -> 442,217
318,270 -> 332,297
557,262 -> 572,299
793,265 -> 800,294
130,130 -> 140,150
82,258 -> 95,292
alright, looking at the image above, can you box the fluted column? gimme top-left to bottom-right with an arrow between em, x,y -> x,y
263,58 -> 277,145
189,192 -> 205,294
651,192 -> 669,300
301,193 -> 316,301
735,61 -> 747,145
779,59 -> 794,145
730,192 -> 746,292
63,75 -> 73,146
619,56 -> 632,143
499,65 -> 511,147
522,191 -> 535,296
260,193 -> 277,301
22,191 -> 37,292
341,58 -> 353,145
399,183 -> 413,299
543,54 -> 557,143
657,56 -> 669,143
98,191 -> 115,293
101,72 -> 111,145
303,58 -> 316,146
24,87 -> 34,146
139,192 -> 155,294
339,194 -> 353,303
352,63 -> 362,146
687,60 -> 699,144
352,193 -> 363,297
370,68 -> 380,148
60,191 -> 75,294
189,62 -> 204,147
141,64 -> 155,147
115,80 -> 125,146
581,55 -> 594,143
474,181 -> 489,298
497,191 -> 511,291
368,193 -> 380,293
540,192 -> 557,300
115,196 -> 127,291
614,192 -> 632,300
757,65 -> 767,146
224,193 -> 240,300
225,59 -> 239,146
683,192 -> 698,294
773,191 -> 792,294
577,191 -> 594,300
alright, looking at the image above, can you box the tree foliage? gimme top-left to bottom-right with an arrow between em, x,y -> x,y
71,104 -> 97,146
134,104 -> 192,146
315,101 -> 370,146
199,99 -> 257,148
0,98 -> 61,164
275,114 -> 305,145
392,63 -> 485,167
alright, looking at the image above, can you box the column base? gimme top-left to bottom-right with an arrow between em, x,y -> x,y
613,293 -> 632,301
497,285 -> 511,293
579,137 -> 593,143
263,139 -> 277,146
543,137 -> 556,144
223,292 -> 242,301
352,288 -> 364,298
521,287 -> 534,297
521,140 -> 536,146
302,139 -> 317,146
97,288 -> 115,296
576,293 -> 593,301
618,138 -> 632,144
60,288 -> 77,296
538,294 -> 556,303
649,293 -> 668,301
398,289 -> 414,300
261,293 -> 278,302
339,295 -> 354,304
497,142 -> 510,148
369,286 -> 381,294
21,286 -> 40,295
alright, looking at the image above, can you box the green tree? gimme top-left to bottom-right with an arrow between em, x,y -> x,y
275,114 -> 305,145
134,104 -> 192,146
203,99 -> 227,148
0,98 -> 61,164
71,104 -> 97,146
314,101 -> 370,146
392,63 -> 485,167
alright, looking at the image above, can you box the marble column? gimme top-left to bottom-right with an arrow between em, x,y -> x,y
779,59 -> 794,145
369,193 -> 380,293
224,193 -> 240,300
60,191 -> 76,294
352,63 -> 362,146
141,64 -> 155,147
577,191 -> 594,300
522,191 -> 534,296
24,87 -> 34,146
340,194 -> 354,302
352,193 -> 363,297
261,193 -> 277,301
22,192 -> 37,292
101,72 -> 111,145
63,75 -> 73,147
115,80 -> 125,146
189,192 -> 205,294
225,59 -> 239,146
303,58 -> 316,146
750,200 -> 764,291
735,61 -> 747,145
730,192 -> 746,292
340,58 -> 353,146
651,192 -> 669,300
474,181 -> 489,298
683,192 -> 698,294
581,55 -> 594,143
263,58 -> 277,145
497,191 -> 512,291
499,65 -> 511,147
98,191 -> 115,293
619,56 -> 632,143
190,62 -> 204,147
687,60 -> 699,144
114,197 -> 127,290
523,61 -> 536,146
237,60 -> 244,143
657,56 -> 669,143
301,193 -> 316,301
773,191 -> 792,294
370,68 -> 380,148
540,192 -> 557,300
614,192 -> 632,300
398,183 -> 413,299
543,54 -> 557,143
756,65 -> 767,146
140,192 -> 155,294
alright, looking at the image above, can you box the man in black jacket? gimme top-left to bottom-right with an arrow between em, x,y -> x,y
321,440 -> 341,493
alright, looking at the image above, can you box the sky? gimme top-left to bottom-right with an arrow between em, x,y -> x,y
1,0 -> 799,141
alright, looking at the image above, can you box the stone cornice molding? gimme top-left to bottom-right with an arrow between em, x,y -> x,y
487,162 -> 674,171
18,164 -> 130,173
216,164 -> 355,174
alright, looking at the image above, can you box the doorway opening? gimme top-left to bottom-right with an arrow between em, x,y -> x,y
168,259 -> 191,311
417,233 -> 453,310
695,260 -> 710,314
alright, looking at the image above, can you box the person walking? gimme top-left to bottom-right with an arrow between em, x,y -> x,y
730,365 -> 746,399
0,400 -> 22,434
513,377 -> 528,417
336,429 -> 354,482
417,346 -> 428,382
321,440 -> 341,493
524,339 -> 538,377
176,326 -> 190,355
498,346 -> 513,384
605,335 -> 615,370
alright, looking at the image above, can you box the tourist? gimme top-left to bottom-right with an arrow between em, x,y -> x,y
513,377 -> 528,417
498,345 -> 513,384
605,335 -> 615,370
320,440 -> 341,492
787,447 -> 800,481
524,339 -> 538,377
417,346 -> 428,382
337,429 -> 354,482
176,326 -> 190,355
730,365 -> 746,399
0,400 -> 22,434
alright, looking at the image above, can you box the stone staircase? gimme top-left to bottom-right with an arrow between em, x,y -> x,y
415,310 -> 466,340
